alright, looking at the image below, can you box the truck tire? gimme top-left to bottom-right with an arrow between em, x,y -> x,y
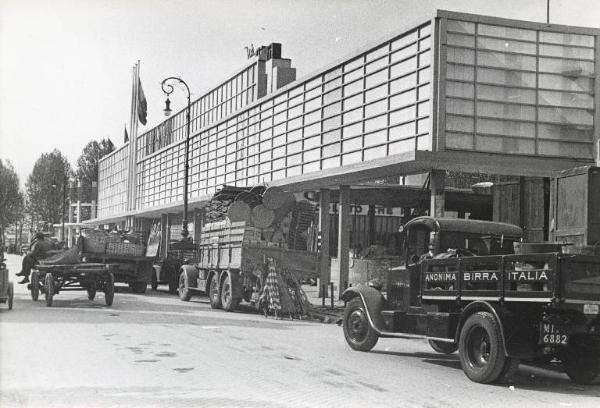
44,273 -> 54,307
343,297 -> 379,351
428,340 -> 458,354
208,274 -> 222,309
560,336 -> 600,385
87,283 -> 97,300
31,271 -> 40,301
458,311 -> 516,384
104,273 -> 115,306
178,272 -> 192,301
220,273 -> 240,312
130,281 -> 147,294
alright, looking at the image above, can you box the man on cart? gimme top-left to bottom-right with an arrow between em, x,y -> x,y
16,232 -> 52,284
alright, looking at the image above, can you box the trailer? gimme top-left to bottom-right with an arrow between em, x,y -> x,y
30,263 -> 117,307
81,252 -> 152,294
177,221 -> 319,312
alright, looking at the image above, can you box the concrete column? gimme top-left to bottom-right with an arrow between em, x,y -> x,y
337,186 -> 351,299
76,201 -> 81,224
318,189 -> 331,297
160,214 -> 168,258
68,227 -> 73,249
430,170 -> 446,218
367,205 -> 376,246
193,208 -> 204,244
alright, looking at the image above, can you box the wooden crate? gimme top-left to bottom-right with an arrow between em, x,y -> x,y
550,166 -> 600,245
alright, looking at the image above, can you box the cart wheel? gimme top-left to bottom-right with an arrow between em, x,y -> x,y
151,270 -> 158,291
7,281 -> 14,310
44,273 -> 54,307
104,273 -> 115,306
31,271 -> 39,301
87,283 -> 97,301
178,273 -> 192,301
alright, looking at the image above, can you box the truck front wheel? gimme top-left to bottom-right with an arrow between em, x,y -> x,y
560,336 -> 600,385
459,312 -> 517,383
343,297 -> 379,351
178,273 -> 192,301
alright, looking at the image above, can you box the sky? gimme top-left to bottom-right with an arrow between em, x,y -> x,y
1,0 -> 600,187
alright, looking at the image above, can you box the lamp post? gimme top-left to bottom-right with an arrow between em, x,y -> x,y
161,76 -> 192,241
52,175 -> 68,245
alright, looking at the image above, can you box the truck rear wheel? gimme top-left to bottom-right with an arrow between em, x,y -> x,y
343,297 -> 379,351
458,311 -> 516,383
220,273 -> 240,312
560,336 -> 600,385
428,340 -> 458,354
208,275 -> 222,309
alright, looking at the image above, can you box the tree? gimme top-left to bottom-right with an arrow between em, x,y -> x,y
0,159 -> 24,240
26,150 -> 72,229
75,139 -> 115,201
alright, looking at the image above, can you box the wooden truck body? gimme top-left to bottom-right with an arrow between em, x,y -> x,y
342,216 -> 600,385
177,221 -> 319,312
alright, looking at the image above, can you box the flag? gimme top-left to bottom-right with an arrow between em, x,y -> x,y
124,126 -> 129,143
137,78 -> 147,125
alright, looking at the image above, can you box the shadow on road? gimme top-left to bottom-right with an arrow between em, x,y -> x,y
371,349 -> 600,395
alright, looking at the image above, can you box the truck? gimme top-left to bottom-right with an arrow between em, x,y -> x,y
176,220 -> 319,312
342,213 -> 600,384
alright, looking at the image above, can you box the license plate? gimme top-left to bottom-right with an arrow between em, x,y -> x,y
584,304 -> 599,315
540,323 -> 568,345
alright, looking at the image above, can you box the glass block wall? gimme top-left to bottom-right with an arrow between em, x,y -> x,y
136,62 -> 260,158
135,21 -> 433,210
444,18 -> 596,158
97,144 -> 129,218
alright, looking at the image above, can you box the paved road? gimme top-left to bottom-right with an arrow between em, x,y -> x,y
1,254 -> 599,408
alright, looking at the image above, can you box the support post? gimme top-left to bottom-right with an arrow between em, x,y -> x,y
160,214 -> 168,259
337,186 -> 350,300
318,189 -> 331,297
367,204 -> 376,246
193,208 -> 204,244
430,170 -> 446,218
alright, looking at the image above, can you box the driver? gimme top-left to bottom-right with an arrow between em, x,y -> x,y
15,232 -> 52,284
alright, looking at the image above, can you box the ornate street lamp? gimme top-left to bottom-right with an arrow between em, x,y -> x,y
161,77 -> 192,241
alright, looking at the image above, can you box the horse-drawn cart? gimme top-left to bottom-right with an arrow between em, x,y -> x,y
30,263 -> 117,307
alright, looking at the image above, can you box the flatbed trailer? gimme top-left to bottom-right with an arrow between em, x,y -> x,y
342,216 -> 600,385
81,252 -> 153,294
30,263 -> 117,307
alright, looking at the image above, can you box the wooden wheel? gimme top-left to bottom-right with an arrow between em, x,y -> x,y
44,273 -> 54,307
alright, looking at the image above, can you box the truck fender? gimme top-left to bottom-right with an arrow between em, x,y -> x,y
180,265 -> 199,289
456,301 -> 510,357
341,285 -> 389,334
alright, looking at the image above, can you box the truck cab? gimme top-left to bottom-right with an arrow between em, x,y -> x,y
341,216 -> 600,385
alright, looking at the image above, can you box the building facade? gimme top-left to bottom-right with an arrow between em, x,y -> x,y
94,10 -> 600,230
